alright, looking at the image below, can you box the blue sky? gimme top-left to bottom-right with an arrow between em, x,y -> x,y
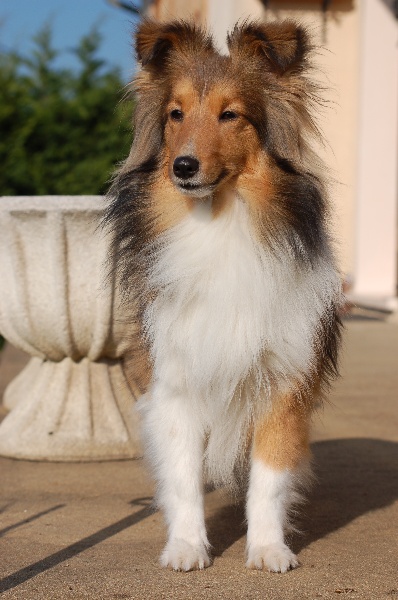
0,0 -> 142,81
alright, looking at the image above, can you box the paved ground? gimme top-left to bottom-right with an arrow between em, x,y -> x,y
0,317 -> 397,600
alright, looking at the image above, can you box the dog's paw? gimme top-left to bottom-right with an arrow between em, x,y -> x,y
160,538 -> 211,571
246,542 -> 299,573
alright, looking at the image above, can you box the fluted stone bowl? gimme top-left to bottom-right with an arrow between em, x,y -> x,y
0,196 -> 141,461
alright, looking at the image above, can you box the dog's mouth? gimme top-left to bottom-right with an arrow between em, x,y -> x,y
177,182 -> 213,198
174,171 -> 228,198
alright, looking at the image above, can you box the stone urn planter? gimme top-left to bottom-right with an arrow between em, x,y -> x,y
0,196 -> 141,461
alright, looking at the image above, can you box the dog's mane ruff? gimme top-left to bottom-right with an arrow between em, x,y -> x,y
103,156 -> 158,392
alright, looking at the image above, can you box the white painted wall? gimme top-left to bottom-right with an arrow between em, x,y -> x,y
353,0 -> 398,308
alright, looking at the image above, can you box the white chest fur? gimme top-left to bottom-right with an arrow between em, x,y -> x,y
144,195 -> 339,403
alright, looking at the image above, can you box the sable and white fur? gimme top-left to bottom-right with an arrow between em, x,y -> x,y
105,19 -> 343,573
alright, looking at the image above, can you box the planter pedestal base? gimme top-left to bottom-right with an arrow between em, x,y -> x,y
0,356 -> 142,461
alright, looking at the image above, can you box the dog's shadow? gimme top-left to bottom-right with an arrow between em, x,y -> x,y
206,438 -> 398,556
206,502 -> 246,557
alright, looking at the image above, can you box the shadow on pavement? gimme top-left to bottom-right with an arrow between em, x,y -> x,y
206,438 -> 398,556
0,497 -> 153,594
295,438 -> 398,551
0,504 -> 66,538
207,503 -> 246,557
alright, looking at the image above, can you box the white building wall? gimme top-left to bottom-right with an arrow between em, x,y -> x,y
354,0 -> 398,309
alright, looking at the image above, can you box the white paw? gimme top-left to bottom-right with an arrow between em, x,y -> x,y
160,538 -> 211,571
246,542 -> 299,573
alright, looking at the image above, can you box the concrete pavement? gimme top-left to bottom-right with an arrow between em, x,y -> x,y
0,318 -> 397,599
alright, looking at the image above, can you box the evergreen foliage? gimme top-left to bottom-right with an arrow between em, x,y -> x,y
0,25 -> 133,196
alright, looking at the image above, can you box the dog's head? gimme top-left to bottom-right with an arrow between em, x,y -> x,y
130,19 -> 315,198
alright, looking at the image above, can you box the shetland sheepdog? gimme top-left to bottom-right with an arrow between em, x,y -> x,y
105,19 -> 343,573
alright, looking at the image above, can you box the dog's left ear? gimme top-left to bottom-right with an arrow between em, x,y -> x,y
136,19 -> 213,70
227,21 -> 310,75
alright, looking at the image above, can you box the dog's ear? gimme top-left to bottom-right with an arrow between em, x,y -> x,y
227,21 -> 310,75
136,19 -> 213,69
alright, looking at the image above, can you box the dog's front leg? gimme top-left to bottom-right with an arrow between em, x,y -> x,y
246,395 -> 312,572
141,381 -> 210,571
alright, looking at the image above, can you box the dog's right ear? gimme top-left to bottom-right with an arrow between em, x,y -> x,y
135,19 -> 213,69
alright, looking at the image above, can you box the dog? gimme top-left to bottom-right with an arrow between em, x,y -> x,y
105,18 -> 343,573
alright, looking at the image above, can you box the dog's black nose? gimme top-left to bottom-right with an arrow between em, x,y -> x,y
173,156 -> 200,180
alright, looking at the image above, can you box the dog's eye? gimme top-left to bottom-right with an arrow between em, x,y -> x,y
170,109 -> 183,121
219,110 -> 238,121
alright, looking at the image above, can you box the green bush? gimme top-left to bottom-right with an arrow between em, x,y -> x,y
0,25 -> 133,196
